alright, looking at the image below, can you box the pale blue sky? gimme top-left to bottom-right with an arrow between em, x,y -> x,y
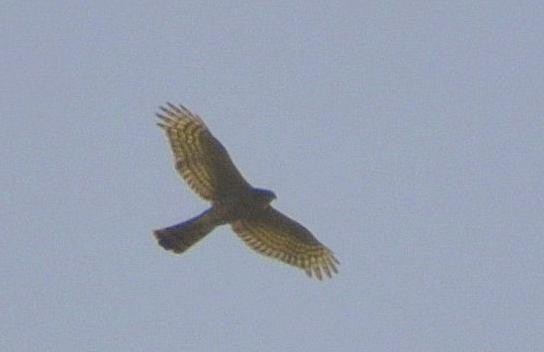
2,2 -> 543,351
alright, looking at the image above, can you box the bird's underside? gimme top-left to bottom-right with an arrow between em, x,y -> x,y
153,103 -> 339,280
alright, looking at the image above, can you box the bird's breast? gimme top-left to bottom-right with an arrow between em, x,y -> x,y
212,194 -> 267,222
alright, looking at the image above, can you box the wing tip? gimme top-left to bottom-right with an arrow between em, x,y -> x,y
156,102 -> 207,128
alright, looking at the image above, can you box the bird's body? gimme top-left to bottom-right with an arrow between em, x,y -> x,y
155,188 -> 274,253
211,188 -> 276,222
153,103 -> 338,279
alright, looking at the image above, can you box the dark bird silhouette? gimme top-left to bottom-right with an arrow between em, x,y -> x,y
153,103 -> 338,279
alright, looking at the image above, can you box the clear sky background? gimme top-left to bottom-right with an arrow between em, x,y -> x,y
2,2 -> 543,351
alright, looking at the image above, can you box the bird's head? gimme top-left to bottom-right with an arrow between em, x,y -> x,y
254,188 -> 276,206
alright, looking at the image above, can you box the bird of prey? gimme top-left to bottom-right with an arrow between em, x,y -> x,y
153,103 -> 338,279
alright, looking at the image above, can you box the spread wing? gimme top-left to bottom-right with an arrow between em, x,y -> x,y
157,103 -> 252,201
231,207 -> 339,280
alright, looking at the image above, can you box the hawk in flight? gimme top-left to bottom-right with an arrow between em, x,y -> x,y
153,103 -> 338,279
